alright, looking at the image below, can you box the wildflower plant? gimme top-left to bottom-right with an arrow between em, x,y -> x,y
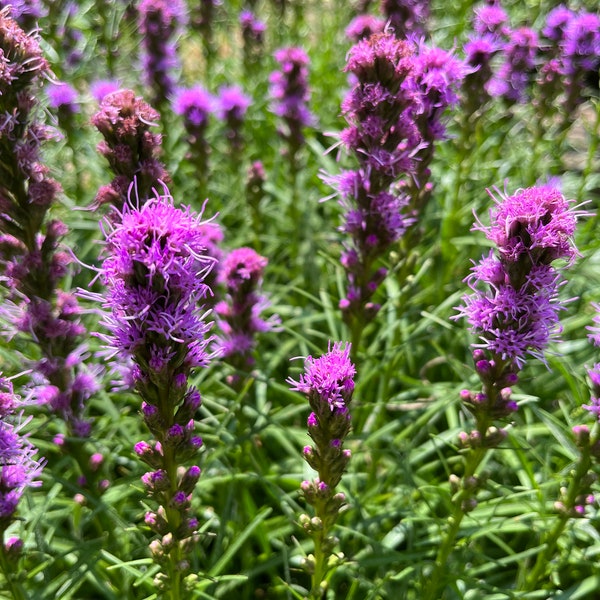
288,342 -> 355,600
423,184 -> 587,598
90,189 -> 216,596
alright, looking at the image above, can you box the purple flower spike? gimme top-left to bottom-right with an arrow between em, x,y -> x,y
381,0 -> 430,39
455,183 -> 585,436
216,85 -> 251,152
215,247 -> 278,387
137,0 -> 187,108
269,46 -> 313,159
0,376 -> 44,528
91,188 -> 214,589
92,89 -> 169,209
291,342 -> 355,582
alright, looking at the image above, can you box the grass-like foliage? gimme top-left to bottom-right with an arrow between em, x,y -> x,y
0,0 -> 599,598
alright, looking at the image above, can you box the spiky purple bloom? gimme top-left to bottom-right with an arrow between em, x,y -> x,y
543,5 -> 574,43
46,82 -> 79,128
489,27 -> 539,103
583,363 -> 600,420
289,342 -> 355,556
457,184 -> 583,369
454,184 -> 584,449
215,248 -> 276,386
240,8 -> 266,64
345,14 -> 385,42
0,376 -> 44,532
92,89 -> 169,209
0,0 -> 44,31
473,2 -> 509,38
381,0 -> 430,39
216,85 -> 251,152
92,189 -> 215,587
137,0 -> 186,107
461,35 -> 500,112
269,46 -> 313,159
173,85 -> 213,186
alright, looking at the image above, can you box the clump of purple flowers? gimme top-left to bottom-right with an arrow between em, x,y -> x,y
137,0 -> 187,108
92,88 -> 169,209
92,189 -> 215,593
215,247 -> 276,387
455,184 -> 584,438
269,47 -> 313,163
288,342 -> 355,596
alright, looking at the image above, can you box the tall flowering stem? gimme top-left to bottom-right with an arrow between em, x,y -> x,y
288,342 -> 355,599
0,9 -> 97,441
92,88 -> 169,209
519,313 -> 600,591
329,32 -> 420,351
0,376 -> 44,600
173,86 -> 213,200
93,190 -> 215,597
423,184 -> 585,599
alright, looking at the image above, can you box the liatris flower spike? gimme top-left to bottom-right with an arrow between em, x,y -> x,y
424,184 -> 585,600
92,88 -> 169,209
92,188 -> 216,594
137,0 -> 187,109
215,247 -> 277,388
288,342 -> 355,599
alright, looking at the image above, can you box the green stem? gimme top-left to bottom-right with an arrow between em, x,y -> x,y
520,427 -> 597,592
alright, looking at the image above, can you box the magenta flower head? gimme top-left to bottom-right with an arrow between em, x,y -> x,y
90,79 -> 121,103
454,183 -> 585,445
46,81 -> 79,115
137,0 -> 187,107
381,0 -> 430,39
216,85 -> 251,152
345,14 -> 385,42
473,2 -> 509,37
489,27 -> 539,103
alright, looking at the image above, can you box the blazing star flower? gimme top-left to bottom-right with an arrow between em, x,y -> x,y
456,184 -> 584,370
583,363 -> 600,420
489,27 -> 539,103
345,14 -> 385,42
216,85 -> 251,152
473,2 -> 509,37
92,89 -> 169,208
543,5 -> 574,43
240,8 -> 266,48
269,46 -> 313,159
90,79 -> 121,103
215,247 -> 276,385
289,342 -> 355,589
381,0 -> 430,39
137,0 -> 186,107
92,188 -> 215,590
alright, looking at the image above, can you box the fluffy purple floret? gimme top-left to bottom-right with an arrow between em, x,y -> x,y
288,342 -> 355,412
